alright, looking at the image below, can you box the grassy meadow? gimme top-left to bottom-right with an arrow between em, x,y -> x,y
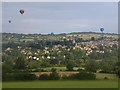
2,80 -> 118,88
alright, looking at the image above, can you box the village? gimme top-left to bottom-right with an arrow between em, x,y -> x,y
2,32 -> 118,72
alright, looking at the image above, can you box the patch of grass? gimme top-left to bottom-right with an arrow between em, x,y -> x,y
2,80 -> 118,88
20,39 -> 34,42
33,71 -> 79,76
96,73 -> 118,80
41,67 -> 82,71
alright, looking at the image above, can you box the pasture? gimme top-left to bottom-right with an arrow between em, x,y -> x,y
2,80 -> 118,88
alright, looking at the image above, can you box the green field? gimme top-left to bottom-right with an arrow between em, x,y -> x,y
2,80 -> 118,88
96,73 -> 118,80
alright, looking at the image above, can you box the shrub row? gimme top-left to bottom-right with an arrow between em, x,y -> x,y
39,72 -> 96,80
3,71 -> 96,81
3,73 -> 37,81
39,72 -> 60,80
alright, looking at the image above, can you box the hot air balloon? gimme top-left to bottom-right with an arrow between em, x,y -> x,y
8,20 -> 11,23
19,9 -> 24,15
100,28 -> 104,32
100,28 -> 104,40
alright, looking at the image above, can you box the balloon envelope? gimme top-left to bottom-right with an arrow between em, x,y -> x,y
20,9 -> 24,14
8,20 -> 11,23
100,28 -> 104,32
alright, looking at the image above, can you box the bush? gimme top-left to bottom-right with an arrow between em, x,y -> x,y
85,61 -> 98,73
118,69 -> 120,78
39,74 -> 49,80
2,73 -> 15,81
61,71 -> 96,80
62,75 -> 69,80
14,73 -> 37,81
66,62 -> 74,71
74,72 -> 96,80
59,69 -> 63,71
104,77 -> 109,80
41,62 -> 51,68
62,75 -> 74,80
49,72 -> 60,80
3,73 -> 37,81
51,68 -> 57,72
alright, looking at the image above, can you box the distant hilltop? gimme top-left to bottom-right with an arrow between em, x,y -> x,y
68,32 -> 118,35
1,31 -> 118,35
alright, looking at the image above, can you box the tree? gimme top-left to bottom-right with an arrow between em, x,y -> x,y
66,61 -> 75,71
28,60 -> 41,69
51,68 -> 57,72
2,61 -> 13,73
2,55 -> 14,74
85,60 -> 99,73
65,52 -> 74,64
100,61 -> 115,73
74,71 -> 96,80
72,48 -> 85,61
39,74 -> 49,80
115,61 -> 120,78
91,37 -> 95,41
40,62 -> 51,68
49,72 -> 60,80
14,55 -> 27,69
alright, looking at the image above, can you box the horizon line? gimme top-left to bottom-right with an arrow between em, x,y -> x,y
2,31 -> 118,35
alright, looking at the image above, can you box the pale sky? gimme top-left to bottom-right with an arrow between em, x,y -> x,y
2,2 -> 118,34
